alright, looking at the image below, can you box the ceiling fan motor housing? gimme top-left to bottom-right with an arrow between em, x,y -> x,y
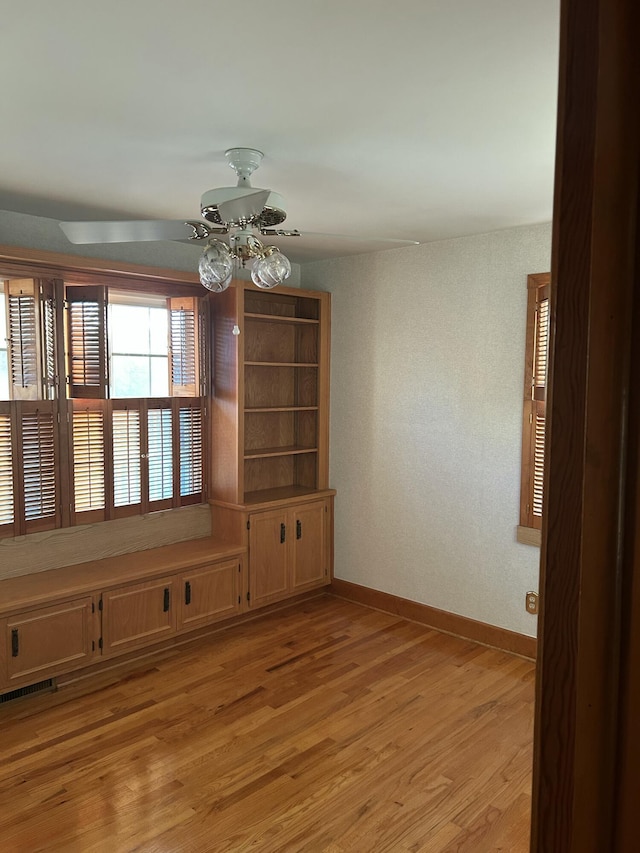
200,187 -> 287,227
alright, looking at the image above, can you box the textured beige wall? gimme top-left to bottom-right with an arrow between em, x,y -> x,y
303,223 -> 552,637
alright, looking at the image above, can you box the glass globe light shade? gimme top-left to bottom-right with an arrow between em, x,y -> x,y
252,248 -> 291,289
199,239 -> 233,292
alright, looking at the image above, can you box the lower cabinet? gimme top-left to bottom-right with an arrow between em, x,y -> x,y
102,576 -> 178,655
101,558 -> 244,655
1,597 -> 96,686
248,499 -> 328,608
178,559 -> 243,630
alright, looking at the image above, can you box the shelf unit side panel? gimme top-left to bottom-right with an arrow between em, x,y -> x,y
210,286 -> 243,503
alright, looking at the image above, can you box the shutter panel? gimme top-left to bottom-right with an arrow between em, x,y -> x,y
72,402 -> 106,520
40,280 -> 57,400
67,285 -> 108,398
112,403 -> 142,514
20,402 -> 58,532
178,401 -> 204,502
169,297 -> 199,397
532,401 -> 546,522
7,279 -> 42,400
147,402 -> 173,507
533,286 -> 550,402
520,275 -> 550,530
0,406 -> 15,532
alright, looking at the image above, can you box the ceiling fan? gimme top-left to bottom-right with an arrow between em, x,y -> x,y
60,148 -> 419,292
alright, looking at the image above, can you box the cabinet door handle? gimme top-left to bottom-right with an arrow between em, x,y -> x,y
185,581 -> 191,606
163,587 -> 170,612
296,519 -> 302,540
11,628 -> 19,658
280,523 -> 286,543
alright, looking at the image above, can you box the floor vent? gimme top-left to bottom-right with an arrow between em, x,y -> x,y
0,679 -> 55,704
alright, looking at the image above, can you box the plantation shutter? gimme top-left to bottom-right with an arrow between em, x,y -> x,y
147,401 -> 173,509
531,283 -> 549,525
178,400 -> 204,503
67,285 -> 108,398
39,279 -> 57,400
72,401 -> 106,522
168,297 -> 199,397
20,401 -> 59,532
520,275 -> 550,531
112,402 -> 142,516
7,279 -> 42,400
0,404 -> 15,534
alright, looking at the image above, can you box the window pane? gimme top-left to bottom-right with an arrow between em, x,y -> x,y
0,350 -> 9,401
110,305 -> 151,355
149,307 -> 168,355
111,355 -> 151,398
150,357 -> 169,397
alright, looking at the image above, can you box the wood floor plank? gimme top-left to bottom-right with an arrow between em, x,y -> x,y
0,596 -> 534,851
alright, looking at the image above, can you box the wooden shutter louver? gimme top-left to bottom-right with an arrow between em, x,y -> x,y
520,274 -> 551,531
72,404 -> 105,517
169,297 -> 199,397
0,407 -> 14,528
534,290 -> 550,401
40,280 -> 57,400
21,403 -> 58,530
178,402 -> 203,500
147,404 -> 173,505
112,405 -> 141,511
7,279 -> 41,400
67,286 -> 108,398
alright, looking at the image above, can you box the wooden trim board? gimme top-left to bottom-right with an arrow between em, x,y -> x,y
329,579 -> 537,660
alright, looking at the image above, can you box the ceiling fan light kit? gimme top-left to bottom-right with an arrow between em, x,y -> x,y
59,146 -> 419,292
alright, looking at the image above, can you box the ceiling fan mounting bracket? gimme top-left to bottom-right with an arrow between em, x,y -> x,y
225,147 -> 264,185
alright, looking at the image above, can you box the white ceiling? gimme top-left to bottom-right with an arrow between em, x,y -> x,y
0,0 -> 559,264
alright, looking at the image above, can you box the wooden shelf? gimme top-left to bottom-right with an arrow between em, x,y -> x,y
245,406 -> 319,413
241,486 -> 335,507
245,313 -> 319,325
244,361 -> 319,367
244,446 -> 318,460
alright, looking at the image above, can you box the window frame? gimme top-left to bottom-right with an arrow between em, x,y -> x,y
519,272 -> 550,541
0,250 -> 209,540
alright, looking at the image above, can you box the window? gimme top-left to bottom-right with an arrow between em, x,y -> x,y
519,273 -> 550,535
0,274 -> 208,539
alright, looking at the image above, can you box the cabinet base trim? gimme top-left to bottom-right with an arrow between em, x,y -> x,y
329,579 -> 537,660
55,590 -> 326,693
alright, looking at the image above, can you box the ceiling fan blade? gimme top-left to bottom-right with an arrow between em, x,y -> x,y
261,229 -> 419,246
59,219 -> 207,244
217,189 -> 270,225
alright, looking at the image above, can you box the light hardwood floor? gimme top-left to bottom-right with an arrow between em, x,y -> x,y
0,596 -> 535,852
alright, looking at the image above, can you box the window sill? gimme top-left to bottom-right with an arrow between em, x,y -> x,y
517,525 -> 541,547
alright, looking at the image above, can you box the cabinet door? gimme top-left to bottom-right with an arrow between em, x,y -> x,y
2,597 -> 95,686
249,509 -> 291,608
292,501 -> 327,592
102,576 -> 176,655
179,559 -> 243,630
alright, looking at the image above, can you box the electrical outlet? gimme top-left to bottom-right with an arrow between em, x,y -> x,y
525,591 -> 539,614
